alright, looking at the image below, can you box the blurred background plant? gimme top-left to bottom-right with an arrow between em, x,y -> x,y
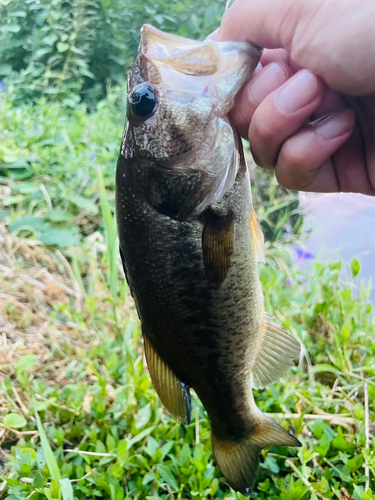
0,0 -> 225,107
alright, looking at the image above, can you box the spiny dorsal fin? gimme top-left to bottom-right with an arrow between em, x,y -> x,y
143,335 -> 191,424
250,206 -> 265,263
212,414 -> 301,495
252,313 -> 300,389
202,213 -> 234,288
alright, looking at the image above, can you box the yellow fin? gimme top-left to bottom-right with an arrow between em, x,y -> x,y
143,336 -> 191,424
202,214 -> 234,287
212,415 -> 301,495
252,313 -> 300,389
250,207 -> 265,263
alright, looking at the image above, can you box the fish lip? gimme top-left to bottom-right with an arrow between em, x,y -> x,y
140,23 -> 263,54
138,23 -> 263,79
140,23 -> 210,54
131,25 -> 263,120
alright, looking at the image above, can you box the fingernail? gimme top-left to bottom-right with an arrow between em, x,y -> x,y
250,63 -> 287,103
206,29 -> 218,41
252,62 -> 263,77
315,110 -> 354,139
277,70 -> 317,114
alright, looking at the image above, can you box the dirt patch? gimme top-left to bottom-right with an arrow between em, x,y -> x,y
0,224 -> 95,382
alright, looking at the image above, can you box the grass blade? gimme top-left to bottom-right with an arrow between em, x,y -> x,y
35,409 -> 61,482
59,477 -> 74,500
97,166 -> 118,300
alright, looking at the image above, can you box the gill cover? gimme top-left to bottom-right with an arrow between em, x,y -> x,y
125,25 -> 262,219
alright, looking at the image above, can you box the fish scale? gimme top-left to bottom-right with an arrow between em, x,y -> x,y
116,24 -> 301,494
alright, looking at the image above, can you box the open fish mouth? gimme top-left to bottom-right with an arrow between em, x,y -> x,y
134,24 -> 262,117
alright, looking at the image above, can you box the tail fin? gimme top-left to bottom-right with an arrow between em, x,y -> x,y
212,415 -> 301,495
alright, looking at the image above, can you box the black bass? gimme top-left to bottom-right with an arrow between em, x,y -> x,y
116,24 -> 301,494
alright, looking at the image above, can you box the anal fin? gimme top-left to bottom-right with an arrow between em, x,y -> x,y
250,206 -> 265,263
253,313 -> 300,389
143,335 -> 191,424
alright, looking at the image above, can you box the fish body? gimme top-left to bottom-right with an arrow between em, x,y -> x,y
116,25 -> 301,494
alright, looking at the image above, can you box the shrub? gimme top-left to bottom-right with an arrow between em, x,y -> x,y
0,0 -> 226,105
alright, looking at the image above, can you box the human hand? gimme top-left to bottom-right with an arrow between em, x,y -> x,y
217,0 -> 375,194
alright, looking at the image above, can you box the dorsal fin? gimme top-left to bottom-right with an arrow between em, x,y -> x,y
250,207 -> 265,263
252,313 -> 300,389
143,336 -> 191,424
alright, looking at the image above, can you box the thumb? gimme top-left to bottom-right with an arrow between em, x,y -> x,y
217,0 -> 311,50
216,0 -> 375,95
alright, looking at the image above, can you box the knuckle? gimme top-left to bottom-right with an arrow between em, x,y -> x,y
276,144 -> 306,190
275,168 -> 301,190
251,117 -> 276,144
276,173 -> 299,191
280,140 -> 305,171
231,105 -> 251,135
250,146 -> 275,169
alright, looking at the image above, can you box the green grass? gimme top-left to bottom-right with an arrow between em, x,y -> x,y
1,95 -> 375,500
0,91 -> 125,247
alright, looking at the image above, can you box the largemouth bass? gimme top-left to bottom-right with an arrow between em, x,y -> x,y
116,24 -> 301,494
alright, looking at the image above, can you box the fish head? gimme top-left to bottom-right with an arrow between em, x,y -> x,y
123,25 -> 262,219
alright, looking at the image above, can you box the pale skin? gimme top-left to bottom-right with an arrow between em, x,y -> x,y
215,0 -> 375,195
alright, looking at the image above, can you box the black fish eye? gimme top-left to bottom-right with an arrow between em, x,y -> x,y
129,84 -> 157,120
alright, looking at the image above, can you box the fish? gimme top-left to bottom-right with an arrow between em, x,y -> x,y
116,24 -> 301,495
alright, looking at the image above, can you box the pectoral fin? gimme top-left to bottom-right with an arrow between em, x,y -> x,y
202,214 -> 234,287
143,336 -> 191,424
250,207 -> 265,263
252,313 -> 300,389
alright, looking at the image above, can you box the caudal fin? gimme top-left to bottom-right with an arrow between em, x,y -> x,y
212,415 -> 301,495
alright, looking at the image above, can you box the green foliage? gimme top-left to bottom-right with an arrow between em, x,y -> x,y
0,93 -> 302,248
0,91 -> 123,247
3,413 -> 27,429
250,163 -> 303,242
0,0 -> 226,105
1,240 -> 374,499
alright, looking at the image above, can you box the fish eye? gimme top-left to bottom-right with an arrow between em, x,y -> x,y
129,84 -> 157,120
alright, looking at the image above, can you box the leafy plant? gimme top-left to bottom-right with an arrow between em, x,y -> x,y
1,240 -> 374,499
0,0 -> 226,105
250,161 -> 304,242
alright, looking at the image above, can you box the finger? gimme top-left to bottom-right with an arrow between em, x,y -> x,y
332,124 -> 375,195
311,89 -> 346,120
260,49 -> 290,66
365,97 -> 375,189
249,70 -> 326,168
275,109 -> 355,192
206,29 -> 219,41
218,0 -> 375,95
260,49 -> 302,74
230,62 -> 292,138
346,96 -> 375,190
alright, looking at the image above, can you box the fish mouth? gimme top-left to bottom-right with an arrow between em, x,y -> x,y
140,24 -> 224,78
137,24 -> 262,117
